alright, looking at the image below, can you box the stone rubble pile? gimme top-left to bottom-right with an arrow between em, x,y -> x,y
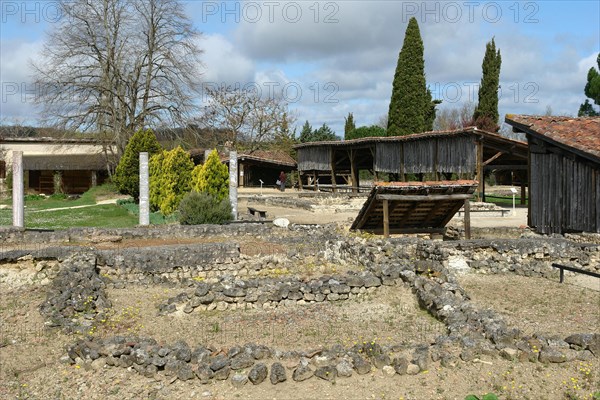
40,253 -> 111,333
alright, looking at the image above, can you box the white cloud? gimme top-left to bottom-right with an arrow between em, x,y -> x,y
0,39 -> 44,123
197,33 -> 255,87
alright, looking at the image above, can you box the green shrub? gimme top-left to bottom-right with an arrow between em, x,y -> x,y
113,129 -> 162,199
192,149 -> 229,201
24,194 -> 46,201
149,146 -> 194,215
178,191 -> 232,225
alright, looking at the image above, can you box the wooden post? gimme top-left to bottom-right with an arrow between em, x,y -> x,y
298,170 -> 303,190
464,198 -> 471,239
476,140 -> 484,201
382,199 -> 390,238
520,171 -> 527,205
91,171 -> 97,187
330,148 -> 336,193
527,141 -> 532,227
350,150 -> 359,193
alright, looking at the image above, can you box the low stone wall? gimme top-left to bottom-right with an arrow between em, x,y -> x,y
417,238 -> 600,277
157,270 -> 387,314
0,224 -> 274,245
26,227 -> 596,387
64,253 -> 599,387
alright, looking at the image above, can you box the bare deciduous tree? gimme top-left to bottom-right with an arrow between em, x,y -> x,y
31,0 -> 203,153
433,102 -> 476,131
198,86 -> 295,150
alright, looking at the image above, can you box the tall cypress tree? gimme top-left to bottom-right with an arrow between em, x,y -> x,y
578,53 -> 600,116
473,38 -> 502,131
344,112 -> 356,139
387,17 -> 427,136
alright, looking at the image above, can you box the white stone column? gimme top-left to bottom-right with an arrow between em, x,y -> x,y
12,151 -> 24,228
139,152 -> 150,226
229,151 -> 238,220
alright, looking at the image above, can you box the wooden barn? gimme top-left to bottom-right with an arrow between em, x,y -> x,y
294,127 -> 528,200
222,150 -> 296,187
506,115 -> 600,234
190,149 -> 296,187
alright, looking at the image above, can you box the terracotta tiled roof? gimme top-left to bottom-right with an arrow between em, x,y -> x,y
222,150 -> 296,167
505,115 -> 600,160
375,180 -> 478,187
188,149 -> 297,167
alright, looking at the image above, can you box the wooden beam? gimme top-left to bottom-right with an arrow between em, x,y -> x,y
527,144 -> 532,227
349,149 -> 359,193
330,148 -> 337,193
298,170 -> 303,190
464,199 -> 471,239
483,164 -> 528,171
476,140 -> 484,201
483,151 -> 504,166
382,199 -> 390,238
376,194 -> 473,201
519,170 -> 526,205
363,227 -> 446,235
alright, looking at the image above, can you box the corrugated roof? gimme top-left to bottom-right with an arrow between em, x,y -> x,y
505,115 -> 600,160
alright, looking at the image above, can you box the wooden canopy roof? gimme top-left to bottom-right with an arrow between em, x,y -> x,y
351,181 -> 478,234
294,127 -> 527,174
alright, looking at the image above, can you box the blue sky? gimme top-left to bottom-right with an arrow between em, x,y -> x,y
1,0 -> 599,135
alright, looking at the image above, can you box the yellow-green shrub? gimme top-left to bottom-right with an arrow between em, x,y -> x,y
149,146 -> 194,215
191,149 -> 229,201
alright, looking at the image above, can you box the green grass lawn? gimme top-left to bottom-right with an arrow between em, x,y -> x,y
0,204 -> 138,229
483,194 -> 528,206
0,183 -> 175,229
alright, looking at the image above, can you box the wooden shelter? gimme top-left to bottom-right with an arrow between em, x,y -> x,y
506,115 -> 600,234
190,149 -> 297,188
351,181 -> 478,237
294,127 -> 528,200
0,137 -> 112,194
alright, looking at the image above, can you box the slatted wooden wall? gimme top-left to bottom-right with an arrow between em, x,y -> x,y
530,138 -> 599,234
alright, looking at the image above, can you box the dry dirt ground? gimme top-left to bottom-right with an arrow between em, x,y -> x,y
0,274 -> 598,400
1,191 -> 599,399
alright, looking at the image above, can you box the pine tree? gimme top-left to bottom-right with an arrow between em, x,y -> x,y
312,124 -> 338,141
473,38 -> 502,131
578,53 -> 600,116
345,125 -> 386,140
387,17 -> 427,136
424,88 -> 442,131
113,128 -> 162,199
299,121 -> 313,143
344,113 -> 356,139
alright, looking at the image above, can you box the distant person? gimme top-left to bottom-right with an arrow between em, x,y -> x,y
278,171 -> 287,192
